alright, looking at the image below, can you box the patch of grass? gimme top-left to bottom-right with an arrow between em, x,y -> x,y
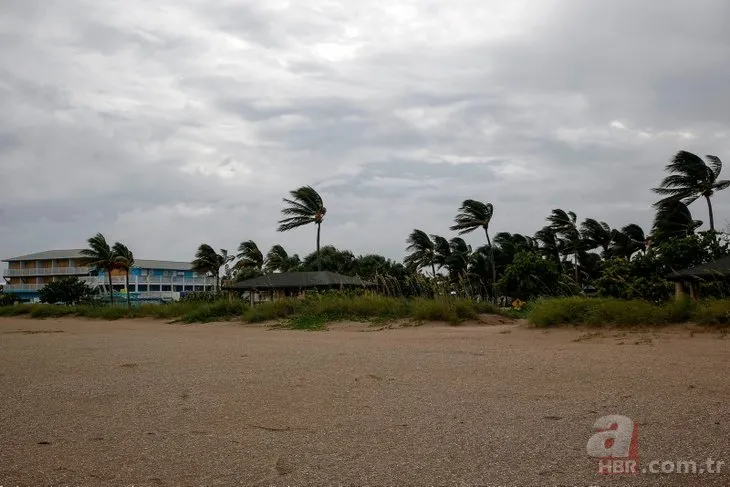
692,299 -> 730,326
527,297 -> 721,328
0,294 -> 512,326
288,314 -> 328,330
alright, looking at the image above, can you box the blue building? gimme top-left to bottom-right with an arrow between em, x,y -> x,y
2,249 -> 216,302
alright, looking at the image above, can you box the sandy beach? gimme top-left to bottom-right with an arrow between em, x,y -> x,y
0,317 -> 727,486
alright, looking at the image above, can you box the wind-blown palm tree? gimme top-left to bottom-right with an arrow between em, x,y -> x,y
404,229 -> 438,277
265,245 -> 301,273
235,240 -> 265,275
610,224 -> 646,260
580,219 -> 614,258
445,237 -> 472,280
534,226 -> 563,267
548,209 -> 583,283
191,244 -> 234,291
277,186 -> 326,271
112,242 -> 134,308
653,150 -> 730,232
651,201 -> 703,244
79,233 -> 118,304
450,200 -> 497,302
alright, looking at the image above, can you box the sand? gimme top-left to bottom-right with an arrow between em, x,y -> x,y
0,317 -> 727,486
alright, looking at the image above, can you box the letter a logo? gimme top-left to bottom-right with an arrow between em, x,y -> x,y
586,415 -> 638,475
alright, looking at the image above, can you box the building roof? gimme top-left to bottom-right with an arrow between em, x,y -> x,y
226,271 -> 373,290
3,249 -> 195,271
3,249 -> 87,261
666,255 -> 730,280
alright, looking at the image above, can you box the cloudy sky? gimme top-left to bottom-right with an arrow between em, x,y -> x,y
1,0 -> 729,264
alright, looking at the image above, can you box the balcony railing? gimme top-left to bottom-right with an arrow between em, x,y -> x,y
4,267 -> 90,277
4,284 -> 45,292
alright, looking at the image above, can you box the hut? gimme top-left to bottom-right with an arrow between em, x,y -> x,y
224,271 -> 373,304
666,256 -> 730,300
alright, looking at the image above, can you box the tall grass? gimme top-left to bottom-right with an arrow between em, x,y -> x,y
0,293 -> 504,326
527,297 -> 706,327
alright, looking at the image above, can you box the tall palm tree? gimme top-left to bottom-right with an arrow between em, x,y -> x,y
580,219 -> 614,258
191,244 -> 233,291
265,245 -> 301,273
450,200 -> 497,302
112,242 -> 134,308
404,229 -> 438,277
653,150 -> 730,232
547,209 -> 583,283
79,233 -> 118,304
235,240 -> 265,275
277,186 -> 326,271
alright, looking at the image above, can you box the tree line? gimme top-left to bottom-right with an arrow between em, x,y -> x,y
69,150 -> 727,305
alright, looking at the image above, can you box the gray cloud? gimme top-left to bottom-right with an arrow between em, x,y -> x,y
1,0 -> 729,265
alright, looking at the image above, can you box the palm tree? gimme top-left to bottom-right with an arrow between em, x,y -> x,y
404,229 -> 438,277
79,233 -> 118,304
235,240 -> 265,275
547,209 -> 583,283
610,224 -> 646,260
112,242 -> 134,308
534,226 -> 563,267
651,201 -> 703,244
265,245 -> 301,273
445,237 -> 472,281
450,200 -> 497,302
277,186 -> 326,271
191,244 -> 234,291
580,219 -> 614,258
653,150 -> 730,232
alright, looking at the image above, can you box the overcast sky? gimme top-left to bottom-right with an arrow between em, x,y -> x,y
1,0 -> 729,264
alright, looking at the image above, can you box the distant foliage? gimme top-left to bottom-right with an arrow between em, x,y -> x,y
38,277 -> 95,305
0,294 -> 21,306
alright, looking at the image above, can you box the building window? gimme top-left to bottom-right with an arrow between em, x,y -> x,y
177,271 -> 185,277
162,270 -> 170,277
140,269 -> 148,276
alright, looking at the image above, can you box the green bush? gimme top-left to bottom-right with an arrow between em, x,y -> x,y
527,296 -> 723,327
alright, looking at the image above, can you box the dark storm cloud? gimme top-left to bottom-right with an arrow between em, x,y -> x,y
1,0 -> 729,263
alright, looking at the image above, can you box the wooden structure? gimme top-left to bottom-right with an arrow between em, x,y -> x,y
666,256 -> 730,300
224,271 -> 373,304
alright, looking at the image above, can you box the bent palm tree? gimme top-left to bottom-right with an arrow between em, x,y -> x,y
265,245 -> 301,273
404,229 -> 438,277
235,240 -> 265,275
112,242 -> 134,308
450,200 -> 496,302
80,233 -> 118,304
610,224 -> 646,260
277,186 -> 326,271
653,150 -> 730,232
580,219 -> 614,258
652,201 -> 703,244
534,226 -> 563,267
548,209 -> 582,284
191,244 -> 233,291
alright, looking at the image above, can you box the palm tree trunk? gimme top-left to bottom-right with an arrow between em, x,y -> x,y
125,270 -> 131,308
108,270 -> 114,305
484,228 -> 496,304
705,194 -> 715,232
216,269 -> 220,292
316,222 -> 322,272
574,251 -> 579,285
431,262 -> 436,278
